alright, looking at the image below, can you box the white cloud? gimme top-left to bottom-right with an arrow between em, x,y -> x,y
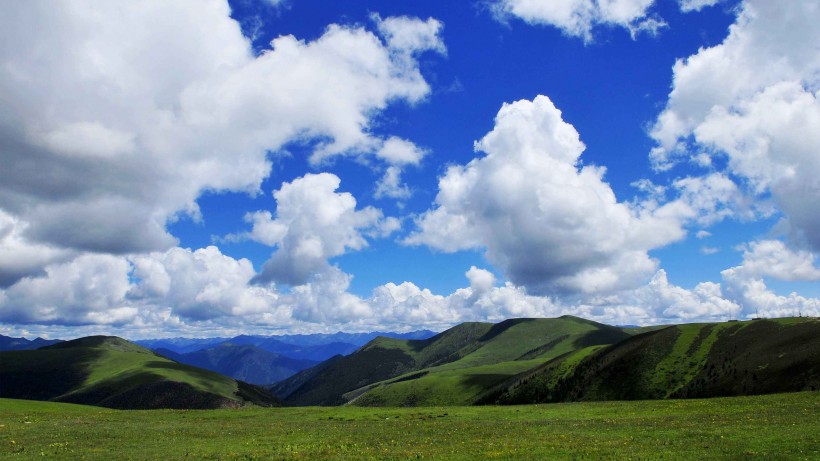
649,0 -> 820,250
375,137 -> 428,165
719,239 -> 820,318
466,266 -> 496,293
492,0 -> 665,41
733,240 -> 820,282
233,173 -> 393,286
3,241 -> 814,336
0,210 -> 74,287
679,0 -> 722,12
373,14 -> 446,56
375,166 -> 412,199
0,254 -> 135,326
0,1 -> 444,281
406,95 -> 688,295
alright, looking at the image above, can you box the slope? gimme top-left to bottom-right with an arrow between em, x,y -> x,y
274,322 -> 494,405
349,316 -> 631,406
490,317 -> 820,404
0,335 -> 280,409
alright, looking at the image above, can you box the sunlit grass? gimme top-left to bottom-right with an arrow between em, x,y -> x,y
2,392 -> 817,460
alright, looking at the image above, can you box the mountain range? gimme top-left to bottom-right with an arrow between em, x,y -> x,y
0,334 -> 63,351
271,316 -> 820,407
134,330 -> 437,358
2,316 -> 817,410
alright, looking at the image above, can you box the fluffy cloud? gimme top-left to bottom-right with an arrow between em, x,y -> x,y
407,96 -> 692,295
730,240 -> 820,282
678,0 -> 722,12
375,166 -> 412,199
0,254 -> 135,326
0,1 -> 443,284
721,240 -> 820,318
230,173 -> 395,286
492,0 -> 665,41
4,239 -> 815,337
373,14 -> 446,56
650,0 -> 820,249
373,137 -> 428,199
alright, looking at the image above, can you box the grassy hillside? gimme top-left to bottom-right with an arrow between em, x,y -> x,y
2,392 -> 817,459
349,316 -> 630,406
491,317 -> 820,404
0,336 -> 280,409
274,322 -> 495,405
278,316 -> 631,406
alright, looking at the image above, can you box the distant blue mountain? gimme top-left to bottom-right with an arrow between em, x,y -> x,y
0,334 -> 63,351
135,330 -> 438,362
134,337 -> 228,354
154,343 -> 318,385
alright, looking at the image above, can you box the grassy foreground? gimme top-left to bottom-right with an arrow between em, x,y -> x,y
1,392 -> 818,460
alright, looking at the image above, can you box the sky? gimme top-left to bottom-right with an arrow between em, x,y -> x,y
1,0 -> 819,339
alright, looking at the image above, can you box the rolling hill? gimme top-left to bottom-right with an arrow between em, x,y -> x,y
487,317 -> 820,405
273,316 -> 632,406
0,336 -> 280,409
155,343 -> 318,385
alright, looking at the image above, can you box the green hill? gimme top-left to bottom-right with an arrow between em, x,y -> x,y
489,317 -> 820,404
272,322 -> 494,405
275,316 -> 631,406
348,316 -> 630,406
0,335 -> 280,409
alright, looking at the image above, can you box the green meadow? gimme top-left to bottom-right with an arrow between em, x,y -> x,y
2,392 -> 818,460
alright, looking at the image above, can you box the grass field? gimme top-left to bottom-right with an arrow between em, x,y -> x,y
1,392 -> 818,460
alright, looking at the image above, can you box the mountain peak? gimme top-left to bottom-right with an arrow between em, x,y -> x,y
44,335 -> 150,354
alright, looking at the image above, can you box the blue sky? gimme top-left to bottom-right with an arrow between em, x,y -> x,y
1,0 -> 819,339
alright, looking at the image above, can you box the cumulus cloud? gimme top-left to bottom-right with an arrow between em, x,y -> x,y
372,137 -> 428,200
650,0 -> 820,250
0,254 -> 135,326
229,173 -> 394,286
721,241 -> 820,318
0,210 -> 74,287
4,239 -> 815,336
732,240 -> 820,282
0,1 -> 444,284
406,95 -> 694,295
373,14 -> 446,56
492,0 -> 666,41
375,166 -> 413,199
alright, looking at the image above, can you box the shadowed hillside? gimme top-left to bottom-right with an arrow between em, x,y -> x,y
489,318 -> 820,405
0,336 -> 280,409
